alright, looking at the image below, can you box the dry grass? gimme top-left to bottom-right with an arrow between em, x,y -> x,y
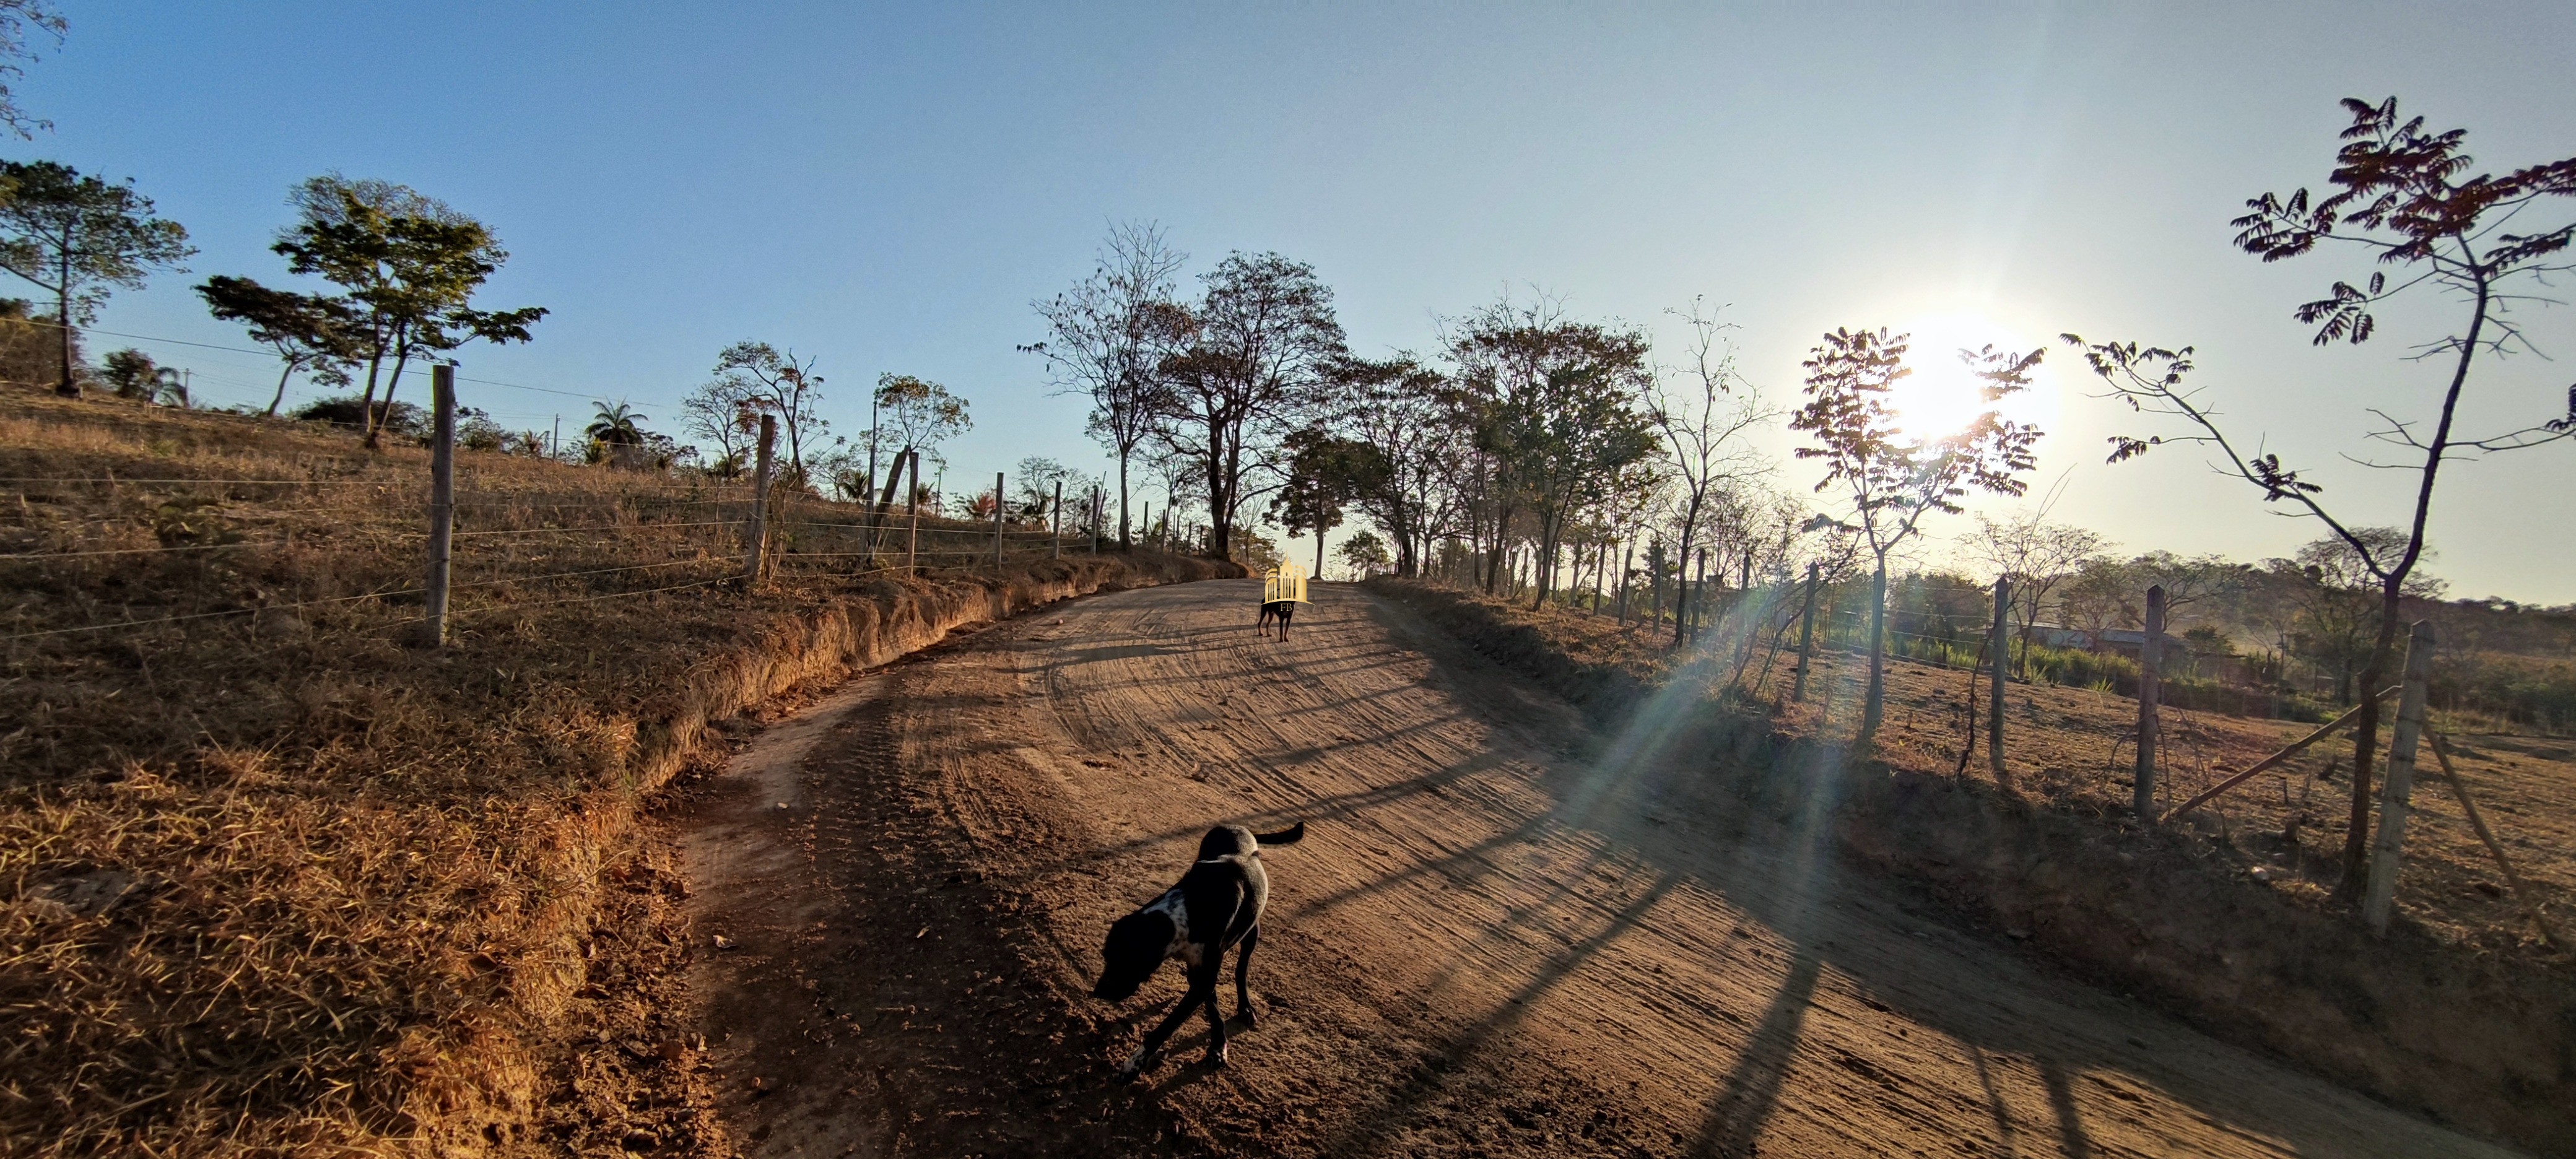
0,384 -> 1232,1156
1370,579 -> 2575,960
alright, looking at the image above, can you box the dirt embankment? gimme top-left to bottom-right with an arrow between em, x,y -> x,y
1367,577 -> 2576,1155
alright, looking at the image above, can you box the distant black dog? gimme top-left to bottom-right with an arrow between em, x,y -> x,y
1092,821 -> 1307,1075
1256,599 -> 1296,640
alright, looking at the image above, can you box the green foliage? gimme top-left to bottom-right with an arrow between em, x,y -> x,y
96,347 -> 175,401
1336,529 -> 1392,578
0,159 -> 194,396
293,394 -> 422,438
272,176 -> 544,445
195,274 -> 360,415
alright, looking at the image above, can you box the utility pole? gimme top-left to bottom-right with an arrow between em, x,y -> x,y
1052,479 -> 1063,559
993,471 -> 1006,570
420,363 -> 456,648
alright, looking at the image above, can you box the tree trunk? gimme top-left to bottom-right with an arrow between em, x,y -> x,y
266,360 -> 295,417
51,269 -> 79,397
1861,558 -> 1891,743
2338,268 -> 2490,901
1118,449 -> 1132,551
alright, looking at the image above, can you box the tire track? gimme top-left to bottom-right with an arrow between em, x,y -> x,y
690,578 -> 2522,1158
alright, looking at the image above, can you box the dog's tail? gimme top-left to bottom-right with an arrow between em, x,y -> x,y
1253,821 -> 1306,848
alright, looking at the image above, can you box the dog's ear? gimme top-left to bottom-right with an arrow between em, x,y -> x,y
1253,821 -> 1305,847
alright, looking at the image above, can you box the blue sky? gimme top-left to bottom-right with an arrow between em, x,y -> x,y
24,2 -> 2576,600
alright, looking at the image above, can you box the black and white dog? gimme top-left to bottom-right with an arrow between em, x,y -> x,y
1092,821 -> 1307,1075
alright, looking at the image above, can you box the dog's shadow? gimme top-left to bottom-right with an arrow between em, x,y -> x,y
1104,997 -> 1264,1088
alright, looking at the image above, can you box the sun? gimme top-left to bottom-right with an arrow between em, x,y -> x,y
1884,313 -> 2056,444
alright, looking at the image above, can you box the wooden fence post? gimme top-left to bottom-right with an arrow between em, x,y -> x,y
2429,732 -> 2562,950
904,449 -> 920,576
744,414 -> 775,587
2135,584 -> 2165,822
993,471 -> 1006,570
419,363 -> 456,648
1990,576 -> 2008,784
1052,479 -> 1063,559
1091,487 -> 1102,553
2365,620 -> 2439,935
1792,562 -> 1819,702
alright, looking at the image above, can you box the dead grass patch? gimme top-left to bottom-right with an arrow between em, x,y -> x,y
1,384 -> 1235,1156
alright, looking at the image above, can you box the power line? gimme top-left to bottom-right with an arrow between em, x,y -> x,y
23,317 -> 663,405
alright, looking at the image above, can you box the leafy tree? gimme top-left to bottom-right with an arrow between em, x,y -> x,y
2286,529 -> 2445,705
1653,297 -> 1775,642
97,347 -> 175,401
196,274 -> 359,415
1447,294 -> 1658,602
1153,252 -> 1347,562
1791,328 -> 2042,742
869,373 -> 972,505
1027,221 -> 1188,547
0,160 -> 194,397
271,177 -> 544,447
2074,97 -> 2575,896
1336,529 -> 1393,579
0,1 -> 64,139
1268,425 -> 1380,581
1325,354 -> 1462,576
294,394 -> 423,438
709,342 -> 825,483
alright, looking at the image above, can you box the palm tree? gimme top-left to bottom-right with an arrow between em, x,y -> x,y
586,399 -> 646,447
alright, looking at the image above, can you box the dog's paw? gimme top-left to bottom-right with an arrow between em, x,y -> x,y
1204,1043 -> 1229,1068
1235,1005 -> 1259,1031
1118,1046 -> 1152,1079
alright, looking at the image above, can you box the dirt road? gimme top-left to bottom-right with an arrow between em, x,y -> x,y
675,580 -> 2520,1158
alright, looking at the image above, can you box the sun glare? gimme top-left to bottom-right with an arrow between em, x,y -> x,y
1884,313 -> 2056,444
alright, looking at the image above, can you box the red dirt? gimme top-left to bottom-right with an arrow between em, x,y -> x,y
672,580 -> 2522,1157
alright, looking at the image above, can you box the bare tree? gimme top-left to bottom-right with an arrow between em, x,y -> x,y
1653,297 -> 1776,644
711,342 -> 826,484
0,1 -> 65,139
678,373 -> 764,475
2074,97 -> 2575,897
1027,222 -> 1189,548
1969,506 -> 2106,676
1329,354 -> 1468,576
1152,252 -> 1347,562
